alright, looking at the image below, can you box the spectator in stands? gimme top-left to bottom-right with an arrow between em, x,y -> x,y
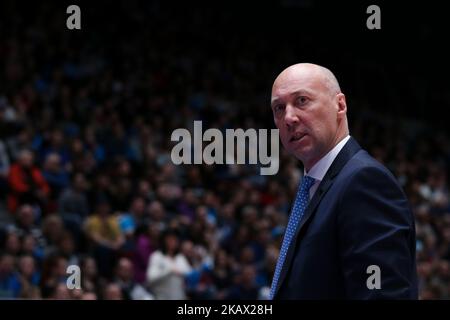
21,233 -> 44,264
226,265 -> 260,300
80,256 -> 101,295
56,231 -> 79,266
38,129 -> 71,168
147,200 -> 168,232
40,254 -> 69,298
7,149 -> 49,213
8,204 -> 45,248
42,152 -> 70,212
5,129 -> 32,164
118,196 -> 148,235
132,223 -> 160,284
41,214 -> 66,255
50,283 -> 71,300
113,257 -> 154,300
58,172 -> 90,242
0,253 -> 21,298
3,230 -> 21,256
84,198 -> 124,278
118,196 -> 148,257
182,239 -> 215,299
146,230 -> 192,299
210,249 -> 233,299
103,283 -> 123,300
17,254 -> 41,299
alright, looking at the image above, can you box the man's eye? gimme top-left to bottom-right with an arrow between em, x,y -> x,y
296,96 -> 309,105
273,105 -> 285,113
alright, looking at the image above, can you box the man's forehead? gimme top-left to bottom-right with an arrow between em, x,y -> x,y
271,74 -> 319,102
271,64 -> 340,102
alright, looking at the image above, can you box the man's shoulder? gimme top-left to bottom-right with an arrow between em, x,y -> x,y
331,148 -> 411,217
337,149 -> 398,186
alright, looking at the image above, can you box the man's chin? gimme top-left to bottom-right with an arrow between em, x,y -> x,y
289,140 -> 311,156
290,148 -> 311,163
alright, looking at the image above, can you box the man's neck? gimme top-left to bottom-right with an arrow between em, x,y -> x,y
304,133 -> 349,173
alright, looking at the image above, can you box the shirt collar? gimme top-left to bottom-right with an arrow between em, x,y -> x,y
304,135 -> 351,182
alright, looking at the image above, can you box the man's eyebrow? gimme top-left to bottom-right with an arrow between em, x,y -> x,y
271,89 -> 313,106
271,97 -> 281,106
290,89 -> 313,97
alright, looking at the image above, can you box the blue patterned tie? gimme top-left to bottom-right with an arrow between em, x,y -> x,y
269,175 -> 316,299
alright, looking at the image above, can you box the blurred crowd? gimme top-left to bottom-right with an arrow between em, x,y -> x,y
0,1 -> 449,299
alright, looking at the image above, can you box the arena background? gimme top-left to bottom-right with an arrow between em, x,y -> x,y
0,0 -> 449,300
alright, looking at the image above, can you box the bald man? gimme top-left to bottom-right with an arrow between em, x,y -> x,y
269,63 -> 418,299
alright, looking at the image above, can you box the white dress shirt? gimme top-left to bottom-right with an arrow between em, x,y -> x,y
305,135 -> 351,199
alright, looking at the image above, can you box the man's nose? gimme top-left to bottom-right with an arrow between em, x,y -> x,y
284,104 -> 299,128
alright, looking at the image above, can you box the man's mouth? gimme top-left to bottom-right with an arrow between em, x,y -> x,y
290,132 -> 307,142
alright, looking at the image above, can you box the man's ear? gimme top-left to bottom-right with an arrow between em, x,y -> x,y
336,93 -> 347,116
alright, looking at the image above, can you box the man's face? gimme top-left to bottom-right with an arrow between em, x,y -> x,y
117,259 -> 133,281
131,198 -> 145,216
0,256 -> 14,274
105,285 -> 123,300
18,256 -> 35,277
271,67 -> 344,169
19,205 -> 35,227
19,151 -> 34,168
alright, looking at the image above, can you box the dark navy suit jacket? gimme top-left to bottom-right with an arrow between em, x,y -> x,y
275,137 -> 418,299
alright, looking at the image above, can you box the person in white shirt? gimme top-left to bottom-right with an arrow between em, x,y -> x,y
146,230 -> 192,300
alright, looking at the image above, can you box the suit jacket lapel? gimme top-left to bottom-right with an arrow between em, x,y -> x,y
274,137 -> 362,297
